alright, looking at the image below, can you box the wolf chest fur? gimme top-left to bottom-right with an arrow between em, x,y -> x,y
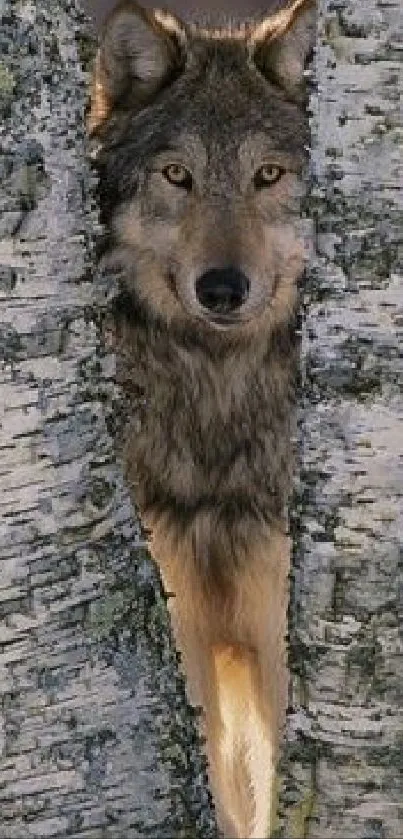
90,1 -> 315,836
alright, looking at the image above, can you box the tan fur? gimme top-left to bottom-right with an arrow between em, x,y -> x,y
147,515 -> 290,837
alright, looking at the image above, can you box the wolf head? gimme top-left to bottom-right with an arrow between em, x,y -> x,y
90,0 -> 315,341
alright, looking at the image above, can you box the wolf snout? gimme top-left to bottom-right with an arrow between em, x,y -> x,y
195,268 -> 250,316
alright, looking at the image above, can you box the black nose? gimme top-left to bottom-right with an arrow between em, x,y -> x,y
195,268 -> 250,315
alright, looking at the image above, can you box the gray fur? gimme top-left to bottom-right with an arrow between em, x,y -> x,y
90,2 -> 315,835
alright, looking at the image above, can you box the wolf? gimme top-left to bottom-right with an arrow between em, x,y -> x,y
89,1 -> 315,835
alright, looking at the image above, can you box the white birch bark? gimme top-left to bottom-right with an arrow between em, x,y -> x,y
0,2 -> 217,837
277,1 -> 403,836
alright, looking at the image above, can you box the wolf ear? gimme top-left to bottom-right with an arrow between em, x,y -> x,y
250,0 -> 316,100
88,0 -> 187,134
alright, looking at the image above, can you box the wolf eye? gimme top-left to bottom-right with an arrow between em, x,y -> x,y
162,163 -> 193,190
254,164 -> 285,189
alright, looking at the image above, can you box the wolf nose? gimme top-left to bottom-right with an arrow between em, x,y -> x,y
195,268 -> 250,314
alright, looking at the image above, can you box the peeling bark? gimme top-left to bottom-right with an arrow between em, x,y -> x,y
0,3 -> 217,837
277,1 -> 403,837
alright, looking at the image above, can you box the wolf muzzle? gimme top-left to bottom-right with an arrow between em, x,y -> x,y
195,268 -> 250,316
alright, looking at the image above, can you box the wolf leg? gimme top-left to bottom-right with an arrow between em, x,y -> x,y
171,622 -> 245,837
150,526 -> 289,838
212,643 -> 265,836
211,531 -> 290,838
148,527 -> 242,835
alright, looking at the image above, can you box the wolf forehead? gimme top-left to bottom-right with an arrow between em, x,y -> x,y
125,46 -> 302,133
144,52 -> 306,156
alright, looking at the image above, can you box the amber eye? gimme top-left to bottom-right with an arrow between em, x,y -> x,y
254,164 -> 285,189
162,163 -> 193,190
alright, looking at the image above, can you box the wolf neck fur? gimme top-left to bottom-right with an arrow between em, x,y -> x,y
118,287 -> 298,547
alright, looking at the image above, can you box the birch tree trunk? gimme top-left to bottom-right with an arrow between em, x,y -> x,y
277,1 -> 403,836
0,2 -> 217,837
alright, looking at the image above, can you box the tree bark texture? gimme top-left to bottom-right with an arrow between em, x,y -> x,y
277,1 -> 403,837
0,2 -> 218,837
